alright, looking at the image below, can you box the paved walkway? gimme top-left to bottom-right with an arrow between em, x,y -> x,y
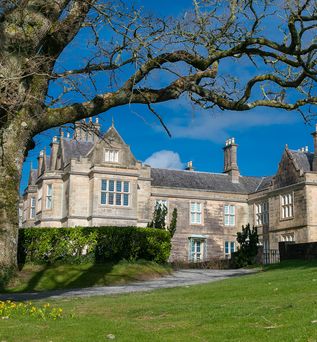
0,268 -> 256,302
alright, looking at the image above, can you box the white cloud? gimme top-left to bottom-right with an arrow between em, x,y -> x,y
144,150 -> 184,170
165,106 -> 299,143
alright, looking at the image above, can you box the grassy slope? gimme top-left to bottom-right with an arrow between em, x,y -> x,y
1,260 -> 317,341
2,260 -> 172,293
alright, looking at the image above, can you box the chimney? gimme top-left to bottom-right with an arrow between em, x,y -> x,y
50,136 -> 59,170
37,150 -> 44,176
185,161 -> 194,171
311,125 -> 317,171
223,137 -> 240,183
94,117 -> 101,137
74,121 -> 83,140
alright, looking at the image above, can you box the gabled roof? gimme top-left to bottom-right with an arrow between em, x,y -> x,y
61,138 -> 94,164
288,150 -> 313,172
151,168 -> 267,194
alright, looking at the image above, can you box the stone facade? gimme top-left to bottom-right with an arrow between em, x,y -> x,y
21,120 -> 317,261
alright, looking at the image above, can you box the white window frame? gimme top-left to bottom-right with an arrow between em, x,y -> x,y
101,179 -> 130,207
189,238 -> 205,262
37,186 -> 42,212
190,202 -> 202,225
224,241 -> 235,257
46,184 -> 53,209
281,233 -> 295,242
255,201 -> 269,226
280,193 -> 293,219
30,196 -> 36,219
104,149 -> 119,163
155,200 -> 168,222
224,205 -> 235,226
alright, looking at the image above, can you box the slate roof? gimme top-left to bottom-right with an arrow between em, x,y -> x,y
255,176 -> 273,192
62,139 -> 94,164
151,168 -> 271,194
288,150 -> 313,172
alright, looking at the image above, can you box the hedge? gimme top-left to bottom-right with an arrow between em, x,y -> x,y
18,226 -> 171,265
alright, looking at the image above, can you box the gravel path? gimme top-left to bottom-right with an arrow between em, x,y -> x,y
0,268 -> 257,302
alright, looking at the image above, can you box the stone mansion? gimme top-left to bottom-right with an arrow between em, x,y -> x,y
21,118 -> 317,262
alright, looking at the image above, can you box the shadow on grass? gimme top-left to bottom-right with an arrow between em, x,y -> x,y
1,260 -> 170,296
263,259 -> 317,271
2,262 -> 115,294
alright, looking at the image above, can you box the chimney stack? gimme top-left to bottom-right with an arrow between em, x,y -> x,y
37,150 -> 44,176
223,137 -> 240,183
50,136 -> 59,170
311,125 -> 317,171
185,161 -> 194,171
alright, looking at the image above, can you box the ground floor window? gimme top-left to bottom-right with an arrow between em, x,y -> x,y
224,241 -> 235,257
189,238 -> 206,262
281,233 -> 295,242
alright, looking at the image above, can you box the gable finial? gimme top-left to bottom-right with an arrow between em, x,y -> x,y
111,114 -> 115,127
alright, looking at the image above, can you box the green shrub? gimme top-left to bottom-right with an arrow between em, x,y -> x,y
18,226 -> 171,265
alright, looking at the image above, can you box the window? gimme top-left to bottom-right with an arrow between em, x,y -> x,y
156,199 -> 168,208
30,197 -> 36,219
281,233 -> 295,242
255,201 -> 269,226
224,241 -> 235,257
190,202 -> 202,224
224,205 -> 235,226
101,179 -> 129,206
105,150 -> 119,163
281,193 -> 293,219
37,187 -> 42,212
189,238 -> 205,262
46,184 -> 53,209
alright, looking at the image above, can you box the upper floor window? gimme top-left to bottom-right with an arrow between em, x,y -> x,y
46,184 -> 53,209
30,197 -> 36,219
37,187 -> 42,212
105,150 -> 119,163
190,202 -> 202,224
101,179 -> 130,206
224,205 -> 235,226
224,241 -> 235,257
255,201 -> 269,226
281,193 -> 293,219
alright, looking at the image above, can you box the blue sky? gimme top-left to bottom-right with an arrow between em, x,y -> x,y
20,0 -> 316,192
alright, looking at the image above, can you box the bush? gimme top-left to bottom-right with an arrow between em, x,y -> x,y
231,224 -> 259,268
18,226 -> 171,265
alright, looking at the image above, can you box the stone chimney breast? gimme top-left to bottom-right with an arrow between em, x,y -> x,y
223,137 -> 240,183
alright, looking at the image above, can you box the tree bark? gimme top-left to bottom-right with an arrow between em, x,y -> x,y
0,118 -> 33,268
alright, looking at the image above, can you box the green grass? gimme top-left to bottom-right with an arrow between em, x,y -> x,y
1,260 -> 172,293
1,260 -> 317,341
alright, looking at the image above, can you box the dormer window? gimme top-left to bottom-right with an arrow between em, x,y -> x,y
105,149 -> 119,163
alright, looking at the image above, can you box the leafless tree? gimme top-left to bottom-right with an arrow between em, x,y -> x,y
0,0 -> 316,267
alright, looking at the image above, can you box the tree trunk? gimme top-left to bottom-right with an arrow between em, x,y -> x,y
0,120 -> 31,268
0,167 -> 21,268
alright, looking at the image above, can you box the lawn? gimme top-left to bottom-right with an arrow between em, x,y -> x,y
1,260 -> 172,293
1,260 -> 317,341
